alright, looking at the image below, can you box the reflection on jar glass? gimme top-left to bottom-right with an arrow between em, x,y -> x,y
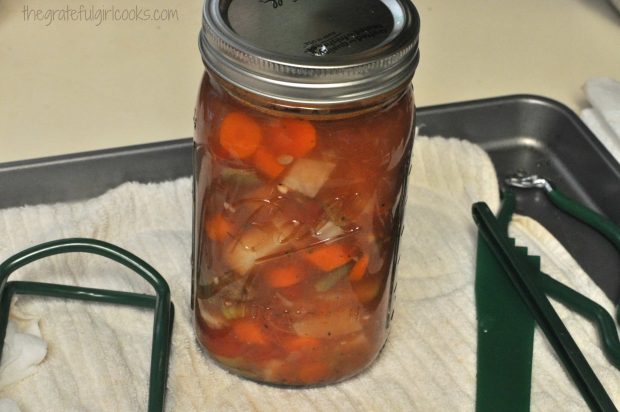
193,0 -> 420,386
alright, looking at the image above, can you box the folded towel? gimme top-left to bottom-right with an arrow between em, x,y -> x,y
0,136 -> 618,411
0,399 -> 20,412
581,77 -> 620,162
0,304 -> 47,389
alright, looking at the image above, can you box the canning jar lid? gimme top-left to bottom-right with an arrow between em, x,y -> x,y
199,0 -> 420,105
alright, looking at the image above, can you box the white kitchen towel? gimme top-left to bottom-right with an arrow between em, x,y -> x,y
581,77 -> 620,162
0,136 -> 618,411
0,306 -> 47,389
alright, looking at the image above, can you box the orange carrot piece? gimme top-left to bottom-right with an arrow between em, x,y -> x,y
349,254 -> 369,282
298,362 -> 330,383
264,265 -> 306,288
205,214 -> 233,241
281,335 -> 322,352
219,112 -> 262,159
232,320 -> 268,345
269,119 -> 317,158
253,147 -> 285,179
304,243 -> 350,272
352,276 -> 382,303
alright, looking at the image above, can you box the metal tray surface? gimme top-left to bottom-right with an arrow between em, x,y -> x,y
1,94 -> 618,302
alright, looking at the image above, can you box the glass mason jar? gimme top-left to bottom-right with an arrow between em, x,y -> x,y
193,0 -> 420,386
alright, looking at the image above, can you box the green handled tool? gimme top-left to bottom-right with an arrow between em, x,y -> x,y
475,176 -> 620,411
0,238 -> 174,412
473,202 -> 617,412
505,174 -> 620,324
475,192 -> 535,412
505,175 -> 620,250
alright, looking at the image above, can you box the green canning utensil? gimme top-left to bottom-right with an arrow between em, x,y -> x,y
505,175 -> 620,328
505,175 -> 620,251
0,238 -> 174,412
473,173 -> 620,412
475,192 -> 536,412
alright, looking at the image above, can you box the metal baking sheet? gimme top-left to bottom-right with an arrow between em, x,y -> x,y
1,94 -> 618,302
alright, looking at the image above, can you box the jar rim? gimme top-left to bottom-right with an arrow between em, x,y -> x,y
199,0 -> 420,105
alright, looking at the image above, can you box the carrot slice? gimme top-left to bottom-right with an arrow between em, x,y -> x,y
205,214 -> 233,241
253,147 -> 285,179
219,112 -> 262,159
280,335 -> 322,352
268,119 -> 317,158
304,243 -> 350,272
298,362 -> 330,383
264,265 -> 306,288
202,334 -> 243,358
232,320 -> 268,345
278,282 -> 304,300
349,254 -> 369,282
352,276 -> 382,303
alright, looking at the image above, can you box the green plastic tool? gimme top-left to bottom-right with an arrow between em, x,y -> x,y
475,191 -> 535,412
540,273 -> 620,369
473,202 -> 617,412
506,175 -> 620,324
505,174 -> 620,369
505,175 -> 620,252
0,238 -> 174,412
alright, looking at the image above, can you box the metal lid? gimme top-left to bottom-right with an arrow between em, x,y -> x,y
199,0 -> 420,105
